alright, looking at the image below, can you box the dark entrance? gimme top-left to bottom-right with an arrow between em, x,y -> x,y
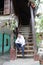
0,0 -> 4,15
12,0 -> 31,25
19,6 -> 31,25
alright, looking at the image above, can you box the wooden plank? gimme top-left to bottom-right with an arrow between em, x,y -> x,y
17,54 -> 34,57
4,0 -> 10,15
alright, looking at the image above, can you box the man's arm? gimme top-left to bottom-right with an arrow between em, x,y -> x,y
21,38 -> 26,46
15,38 -> 19,43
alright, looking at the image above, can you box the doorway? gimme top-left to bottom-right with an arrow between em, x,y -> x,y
12,0 -> 31,26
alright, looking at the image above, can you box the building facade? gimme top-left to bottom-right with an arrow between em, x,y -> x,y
0,0 -> 37,58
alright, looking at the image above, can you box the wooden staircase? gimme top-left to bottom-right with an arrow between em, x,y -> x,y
16,26 -> 34,58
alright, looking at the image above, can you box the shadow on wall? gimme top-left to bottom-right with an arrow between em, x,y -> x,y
0,0 -> 4,13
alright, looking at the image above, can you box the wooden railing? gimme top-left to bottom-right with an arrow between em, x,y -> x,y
30,6 -> 37,53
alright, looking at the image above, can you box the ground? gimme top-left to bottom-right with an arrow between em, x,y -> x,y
3,59 -> 40,65
0,54 -> 40,65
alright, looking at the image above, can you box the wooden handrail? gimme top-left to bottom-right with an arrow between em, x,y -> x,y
30,6 -> 37,53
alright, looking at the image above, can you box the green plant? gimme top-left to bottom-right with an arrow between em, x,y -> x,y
39,18 -> 43,31
36,33 -> 41,47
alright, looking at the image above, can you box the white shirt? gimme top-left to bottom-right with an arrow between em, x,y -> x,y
15,35 -> 25,46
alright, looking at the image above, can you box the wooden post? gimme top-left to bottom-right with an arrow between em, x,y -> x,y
10,0 -> 14,14
4,0 -> 10,15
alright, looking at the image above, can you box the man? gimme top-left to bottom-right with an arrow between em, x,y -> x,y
15,32 -> 25,57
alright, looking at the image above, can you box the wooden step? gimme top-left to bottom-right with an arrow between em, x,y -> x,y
19,31 -> 30,33
20,33 -> 29,35
25,46 -> 34,50
24,50 -> 34,52
25,44 -> 33,46
26,36 -> 33,38
18,26 -> 34,58
26,42 -> 34,44
20,27 -> 30,29
19,29 -> 29,31
28,38 -> 33,40
29,34 -> 33,36
19,31 -> 32,34
28,40 -> 33,42
25,45 -> 34,48
28,36 -> 33,37
17,50 -> 34,53
17,51 -> 34,54
17,54 -> 34,57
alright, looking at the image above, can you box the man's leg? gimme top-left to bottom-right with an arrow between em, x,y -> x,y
21,46 -> 24,57
15,43 -> 21,51
15,44 -> 20,51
